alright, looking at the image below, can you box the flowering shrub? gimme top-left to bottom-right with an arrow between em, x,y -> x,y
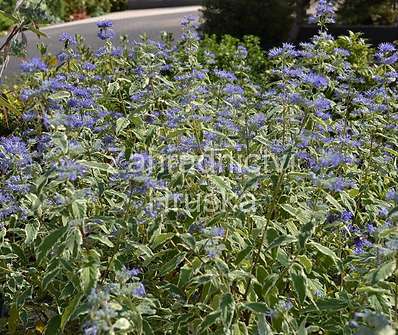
0,8 -> 397,335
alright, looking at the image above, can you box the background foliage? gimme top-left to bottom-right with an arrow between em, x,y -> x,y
202,0 -> 398,46
0,0 -> 128,32
201,0 -> 298,48
336,0 -> 398,25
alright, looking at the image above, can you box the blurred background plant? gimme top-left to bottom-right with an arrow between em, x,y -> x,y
0,0 -> 128,32
337,0 -> 398,25
202,0 -> 398,47
202,0 -> 301,48
0,0 -> 14,31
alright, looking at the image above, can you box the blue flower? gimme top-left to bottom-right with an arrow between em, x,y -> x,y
314,97 -> 331,111
341,210 -> 353,222
309,0 -> 336,24
367,224 -> 376,234
57,52 -> 69,64
326,177 -> 355,192
237,45 -> 248,59
59,32 -> 77,45
223,83 -> 244,95
84,325 -> 98,335
280,299 -> 293,311
56,159 -> 87,181
386,189 -> 398,202
378,207 -> 389,217
181,15 -> 198,27
111,47 -> 123,57
132,283 -> 146,297
0,136 -> 31,172
20,57 -> 47,73
353,238 -> 372,255
211,227 -> 225,237
95,46 -> 108,58
5,175 -> 31,193
214,69 -> 237,81
269,43 -> 298,58
126,267 -> 141,277
249,113 -> 266,128
82,62 -> 96,71
378,43 -> 396,53
97,29 -> 115,40
302,72 -> 328,89
96,20 -> 113,28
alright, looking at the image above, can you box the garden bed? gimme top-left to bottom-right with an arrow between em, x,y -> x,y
0,10 -> 397,335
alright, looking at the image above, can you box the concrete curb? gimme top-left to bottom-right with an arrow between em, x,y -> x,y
41,6 -> 201,30
128,0 -> 202,10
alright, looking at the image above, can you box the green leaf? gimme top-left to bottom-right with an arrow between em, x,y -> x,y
316,299 -> 348,311
116,117 -> 130,135
52,133 -> 68,154
79,160 -> 116,174
49,91 -> 71,100
297,255 -> 312,273
177,265 -> 192,288
220,293 -> 235,330
150,232 -> 174,249
61,294 -> 82,331
291,269 -> 307,304
368,261 -> 396,284
80,264 -> 99,292
143,320 -> 154,335
280,204 -> 310,224
387,206 -> 398,218
324,192 -> 343,211
36,226 -> 68,264
89,235 -> 114,248
28,25 -> 47,38
71,199 -> 87,219
235,245 -> 253,265
268,235 -> 297,249
310,242 -> 340,268
108,81 -> 120,94
305,298 -> 348,312
210,175 -> 232,193
114,318 -> 131,330
0,10 -> 18,24
243,302 -> 268,314
8,304 -> 19,334
44,315 -> 61,335
25,223 -> 39,244
297,319 -> 307,335
357,286 -> 389,295
42,266 -> 61,289
159,252 -> 187,276
298,221 -> 315,249
0,94 -> 17,114
131,115 -> 144,127
256,313 -> 273,334
80,250 -> 100,292
199,310 -> 221,332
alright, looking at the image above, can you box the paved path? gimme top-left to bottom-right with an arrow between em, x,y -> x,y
2,6 -> 201,80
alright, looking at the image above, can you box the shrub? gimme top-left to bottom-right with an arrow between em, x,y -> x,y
202,0 -> 301,47
337,0 -> 398,25
0,9 -> 397,335
199,34 -> 268,79
110,0 -> 128,12
0,0 -> 15,31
